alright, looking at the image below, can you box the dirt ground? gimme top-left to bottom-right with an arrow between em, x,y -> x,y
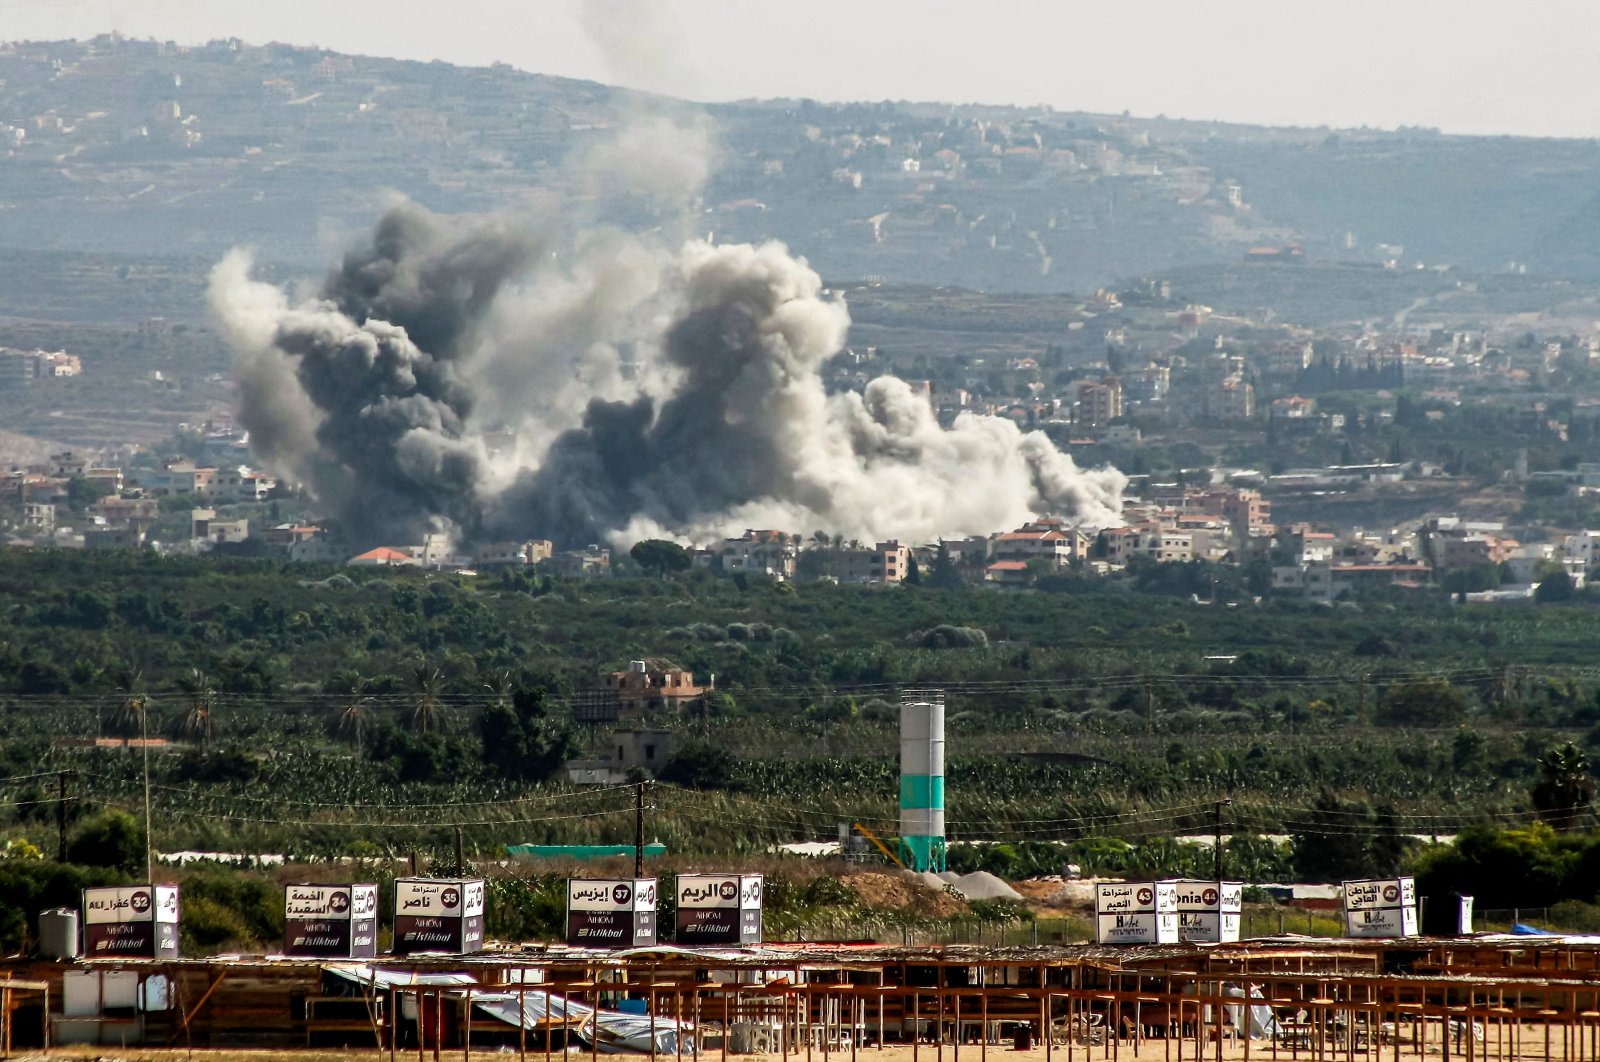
842,874 -> 968,919
1007,881 -> 1097,921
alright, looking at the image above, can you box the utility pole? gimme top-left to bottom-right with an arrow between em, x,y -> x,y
453,826 -> 464,871
56,771 -> 70,862
140,698 -> 153,884
634,780 -> 646,878
1213,798 -> 1232,880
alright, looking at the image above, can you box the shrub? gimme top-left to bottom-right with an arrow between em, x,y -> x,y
918,625 -> 989,649
67,810 -> 145,873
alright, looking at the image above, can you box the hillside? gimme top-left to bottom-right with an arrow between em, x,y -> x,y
4,36 -> 1600,296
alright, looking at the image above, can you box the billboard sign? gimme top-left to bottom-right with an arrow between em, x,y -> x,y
1096,881 -> 1177,914
1095,882 -> 1179,944
82,885 -> 180,958
676,874 -> 763,945
1342,876 -> 1418,938
393,878 -> 486,954
1169,880 -> 1244,943
284,884 -> 379,958
566,878 -> 658,948
1343,877 -> 1416,912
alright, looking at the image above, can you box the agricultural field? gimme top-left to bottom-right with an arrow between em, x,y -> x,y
0,551 -> 1595,953
0,549 -> 1593,862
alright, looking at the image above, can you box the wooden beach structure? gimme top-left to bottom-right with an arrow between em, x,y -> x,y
4,937 -> 1600,1059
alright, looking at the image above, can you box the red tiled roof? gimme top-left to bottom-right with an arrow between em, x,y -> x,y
350,547 -> 412,563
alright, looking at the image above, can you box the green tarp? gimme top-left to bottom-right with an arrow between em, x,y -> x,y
505,843 -> 667,860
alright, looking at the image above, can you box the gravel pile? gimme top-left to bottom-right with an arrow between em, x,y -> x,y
954,870 -> 1023,901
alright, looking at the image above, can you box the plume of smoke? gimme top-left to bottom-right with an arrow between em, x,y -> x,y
578,0 -> 704,99
493,238 -> 1125,547
209,204 -> 538,546
579,115 -> 714,207
213,206 -> 1126,551
212,42 -> 1122,552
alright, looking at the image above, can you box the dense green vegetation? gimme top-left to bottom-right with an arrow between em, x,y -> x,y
0,548 -> 1596,865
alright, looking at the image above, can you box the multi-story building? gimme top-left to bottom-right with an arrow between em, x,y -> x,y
139,461 -> 217,497
1275,560 -> 1433,602
832,540 -> 911,583
288,532 -> 347,565
1434,534 -> 1519,570
1180,487 -> 1273,544
989,523 -> 1088,569
22,502 -> 54,533
1075,375 -> 1123,427
1135,529 -> 1195,563
1205,376 -> 1255,419
83,526 -> 144,551
1563,530 -> 1600,573
201,518 -> 252,546
1261,343 -> 1315,379
94,496 -> 161,534
1121,364 -> 1170,405
258,523 -> 326,550
0,348 -> 81,387
1279,523 -> 1337,564
601,660 -> 706,716
719,529 -> 797,580
210,465 -> 277,501
1173,513 -> 1231,561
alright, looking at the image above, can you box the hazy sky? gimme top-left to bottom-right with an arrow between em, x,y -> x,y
3,0 -> 1598,138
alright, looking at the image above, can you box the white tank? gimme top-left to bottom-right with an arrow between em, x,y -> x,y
39,907 -> 80,960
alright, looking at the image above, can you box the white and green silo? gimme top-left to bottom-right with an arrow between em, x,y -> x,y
898,689 -> 946,871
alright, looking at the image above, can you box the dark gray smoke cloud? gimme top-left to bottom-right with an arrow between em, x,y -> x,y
213,204 -> 538,546
214,219 -> 1126,551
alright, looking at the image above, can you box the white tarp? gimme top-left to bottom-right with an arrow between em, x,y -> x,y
1221,984 -> 1279,1040
322,965 -> 694,1054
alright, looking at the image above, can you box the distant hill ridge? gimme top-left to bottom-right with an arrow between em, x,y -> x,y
2,35 -> 1599,291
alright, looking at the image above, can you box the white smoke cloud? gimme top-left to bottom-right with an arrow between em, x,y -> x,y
578,115 -> 715,206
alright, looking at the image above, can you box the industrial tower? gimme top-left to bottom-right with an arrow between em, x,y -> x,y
898,688 -> 946,871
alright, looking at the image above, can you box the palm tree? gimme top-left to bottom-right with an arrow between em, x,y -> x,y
176,668 -> 215,748
1532,742 -> 1594,830
412,665 -> 443,735
336,673 -> 374,756
483,670 -> 514,711
109,668 -> 148,741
